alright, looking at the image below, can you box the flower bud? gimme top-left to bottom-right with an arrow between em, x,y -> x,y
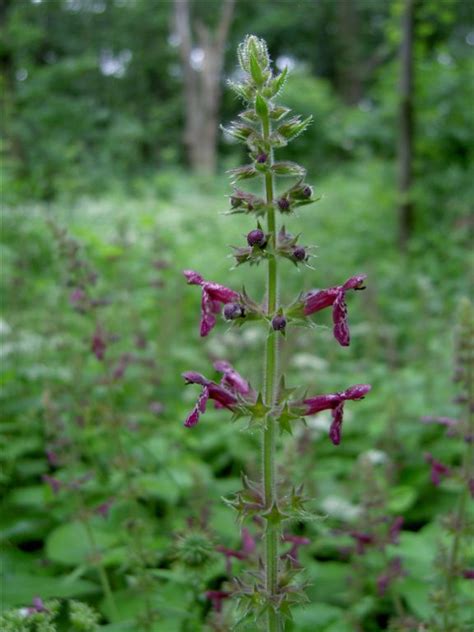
292,246 -> 306,261
256,152 -> 268,164
302,185 -> 312,198
277,197 -> 290,212
223,303 -> 245,320
272,315 -> 287,331
247,229 -> 267,248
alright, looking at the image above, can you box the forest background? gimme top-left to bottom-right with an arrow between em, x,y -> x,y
1,1 -> 473,631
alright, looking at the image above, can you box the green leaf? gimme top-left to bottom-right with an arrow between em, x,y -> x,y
387,485 -> 417,512
46,521 -> 118,566
398,577 -> 434,619
292,603 -> 344,631
0,572 -> 97,609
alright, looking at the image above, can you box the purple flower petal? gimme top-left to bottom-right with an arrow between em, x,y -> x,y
333,291 -> 350,346
184,407 -> 201,428
206,590 -> 230,612
342,384 -> 372,400
183,269 -> 204,285
425,453 -> 450,486
214,360 -> 252,397
329,401 -> 344,445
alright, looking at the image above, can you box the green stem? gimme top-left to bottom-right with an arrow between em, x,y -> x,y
442,440 -> 472,630
82,517 -> 119,621
261,109 -> 281,632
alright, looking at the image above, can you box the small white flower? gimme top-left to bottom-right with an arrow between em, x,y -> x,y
321,497 -> 361,521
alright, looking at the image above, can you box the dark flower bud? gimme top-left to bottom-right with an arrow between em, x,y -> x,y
292,246 -> 306,261
272,315 -> 287,331
256,152 -> 268,164
277,197 -> 290,212
223,303 -> 245,320
302,185 -> 312,198
247,229 -> 267,248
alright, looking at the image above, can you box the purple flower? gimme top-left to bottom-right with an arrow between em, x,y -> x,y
420,415 -> 459,428
95,498 -> 114,518
272,314 -> 287,331
183,365 -> 253,427
376,557 -> 404,596
303,274 -> 367,346
217,527 -> 256,574
112,353 -> 132,380
27,597 -> 47,615
206,590 -> 230,612
468,478 -> 474,499
42,474 -> 62,495
350,531 -> 374,555
277,197 -> 290,212
149,401 -> 164,415
184,270 -> 239,337
282,534 -> 310,566
298,384 -> 371,445
425,453 -> 450,486
214,360 -> 252,399
292,246 -> 307,262
70,287 -> 86,307
91,325 -> 106,361
45,449 -> 59,467
223,302 -> 245,321
389,516 -> 404,544
241,527 -> 256,556
462,569 -> 474,580
247,228 -> 267,248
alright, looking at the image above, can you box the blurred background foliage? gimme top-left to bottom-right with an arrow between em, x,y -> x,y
1,0 -> 473,631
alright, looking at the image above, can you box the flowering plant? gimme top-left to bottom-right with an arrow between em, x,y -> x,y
182,35 -> 371,630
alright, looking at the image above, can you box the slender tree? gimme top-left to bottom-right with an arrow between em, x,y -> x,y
397,0 -> 415,249
174,0 -> 235,174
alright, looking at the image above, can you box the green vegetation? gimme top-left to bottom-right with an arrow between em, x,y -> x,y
1,1 -> 473,630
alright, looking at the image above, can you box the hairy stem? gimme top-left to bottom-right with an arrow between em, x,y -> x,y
261,109 -> 281,632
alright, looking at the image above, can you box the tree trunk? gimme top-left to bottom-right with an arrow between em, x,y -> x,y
397,0 -> 415,250
174,0 -> 235,174
336,0 -> 362,105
